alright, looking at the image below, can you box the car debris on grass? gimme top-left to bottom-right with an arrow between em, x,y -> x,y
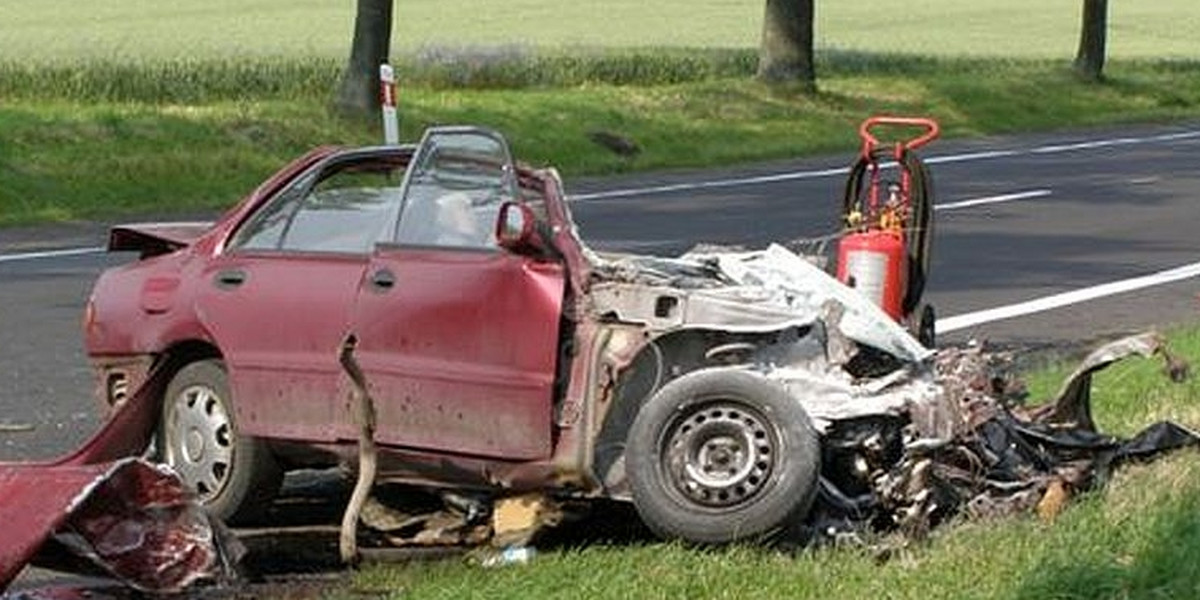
808,331 -> 1197,546
2,126 -> 1197,593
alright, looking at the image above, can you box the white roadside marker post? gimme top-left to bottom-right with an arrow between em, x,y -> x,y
380,63 -> 399,145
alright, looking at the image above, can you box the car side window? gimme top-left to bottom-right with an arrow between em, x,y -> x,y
394,131 -> 513,250
235,174 -> 312,251
233,156 -> 405,254
279,171 -> 400,253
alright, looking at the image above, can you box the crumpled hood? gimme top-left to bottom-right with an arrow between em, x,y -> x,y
591,243 -> 932,364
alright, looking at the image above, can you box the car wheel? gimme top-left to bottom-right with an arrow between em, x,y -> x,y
161,359 -> 281,524
626,368 -> 820,544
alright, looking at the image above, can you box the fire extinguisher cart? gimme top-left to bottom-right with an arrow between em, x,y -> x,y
836,116 -> 939,347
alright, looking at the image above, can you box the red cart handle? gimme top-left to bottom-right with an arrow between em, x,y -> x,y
859,116 -> 940,158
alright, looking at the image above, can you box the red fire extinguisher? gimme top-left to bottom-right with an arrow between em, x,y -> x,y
836,116 -> 939,346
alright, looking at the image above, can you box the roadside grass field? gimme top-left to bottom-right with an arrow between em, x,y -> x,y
1,0 -> 1199,225
339,326 -> 1200,600
1,0 -> 1198,60
3,59 -> 1199,226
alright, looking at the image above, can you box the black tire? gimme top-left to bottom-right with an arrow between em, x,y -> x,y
625,368 -> 820,544
160,359 -> 281,524
917,304 -> 936,348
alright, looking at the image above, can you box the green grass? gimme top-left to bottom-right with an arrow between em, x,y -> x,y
3,56 -> 1200,226
0,50 -> 763,102
0,101 -> 343,222
2,0 -> 1199,226
2,0 -> 1198,60
335,327 -> 1200,600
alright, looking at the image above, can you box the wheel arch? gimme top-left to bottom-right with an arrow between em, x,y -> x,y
158,354 -> 281,524
70,339 -> 226,466
591,324 -> 818,498
157,339 -> 224,375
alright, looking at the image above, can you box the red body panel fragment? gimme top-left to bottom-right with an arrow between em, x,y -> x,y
0,463 -> 111,587
0,459 -> 233,592
0,374 -> 232,592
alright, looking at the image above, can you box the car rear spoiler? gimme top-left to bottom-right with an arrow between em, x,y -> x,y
107,222 -> 213,258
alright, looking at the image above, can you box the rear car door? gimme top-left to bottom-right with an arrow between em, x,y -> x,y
196,150 -> 408,441
348,128 -> 566,459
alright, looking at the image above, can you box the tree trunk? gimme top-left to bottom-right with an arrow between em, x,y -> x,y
757,0 -> 816,92
1073,0 -> 1108,82
335,0 -> 394,115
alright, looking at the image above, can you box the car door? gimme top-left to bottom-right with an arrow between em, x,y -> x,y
347,128 -> 566,460
196,150 -> 408,441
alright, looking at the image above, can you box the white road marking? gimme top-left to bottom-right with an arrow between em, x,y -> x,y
568,129 -> 1200,202
938,260 -> 1200,333
922,150 -> 1020,165
1031,137 -> 1141,154
0,246 -> 105,263
568,166 -> 849,201
934,189 -> 1052,211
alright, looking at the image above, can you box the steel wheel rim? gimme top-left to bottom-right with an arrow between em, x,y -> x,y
660,401 -> 777,508
163,383 -> 234,501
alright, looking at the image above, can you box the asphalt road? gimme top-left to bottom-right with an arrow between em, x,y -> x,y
1,121 -> 1198,463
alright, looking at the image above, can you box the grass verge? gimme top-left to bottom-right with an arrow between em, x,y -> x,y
2,56 -> 1199,227
337,326 -> 1200,600
3,0 -> 1197,60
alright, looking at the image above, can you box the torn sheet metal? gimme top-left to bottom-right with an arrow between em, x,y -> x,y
0,458 -> 239,593
1,364 -> 233,593
490,493 -> 563,548
809,333 -> 1200,545
768,363 -> 947,435
592,244 -> 931,364
697,244 -> 932,364
591,243 -> 944,433
1028,331 -> 1181,430
359,488 -> 490,548
0,462 -> 114,588
355,488 -> 564,550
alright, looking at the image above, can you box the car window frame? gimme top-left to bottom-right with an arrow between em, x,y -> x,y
227,147 -> 413,257
386,127 -> 519,253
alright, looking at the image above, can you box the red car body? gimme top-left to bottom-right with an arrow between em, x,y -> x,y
81,126 -> 934,545
86,129 -> 594,496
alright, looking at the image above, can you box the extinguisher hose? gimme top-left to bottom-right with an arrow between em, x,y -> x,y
841,148 -> 935,315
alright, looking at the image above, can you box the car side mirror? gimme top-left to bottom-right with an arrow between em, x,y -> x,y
495,201 -> 545,254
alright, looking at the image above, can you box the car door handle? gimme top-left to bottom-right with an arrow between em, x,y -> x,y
214,269 -> 247,289
369,268 -> 396,291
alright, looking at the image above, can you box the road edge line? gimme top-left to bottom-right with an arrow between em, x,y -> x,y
938,261 -> 1200,333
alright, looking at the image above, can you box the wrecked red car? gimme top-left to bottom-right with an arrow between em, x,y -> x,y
80,126 -> 1196,555
85,126 -> 907,544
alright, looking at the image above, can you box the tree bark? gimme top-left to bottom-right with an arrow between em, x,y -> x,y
757,0 -> 816,92
335,0 -> 394,115
1073,0 -> 1108,82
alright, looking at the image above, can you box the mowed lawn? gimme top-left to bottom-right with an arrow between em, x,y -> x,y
1,0 -> 1198,60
